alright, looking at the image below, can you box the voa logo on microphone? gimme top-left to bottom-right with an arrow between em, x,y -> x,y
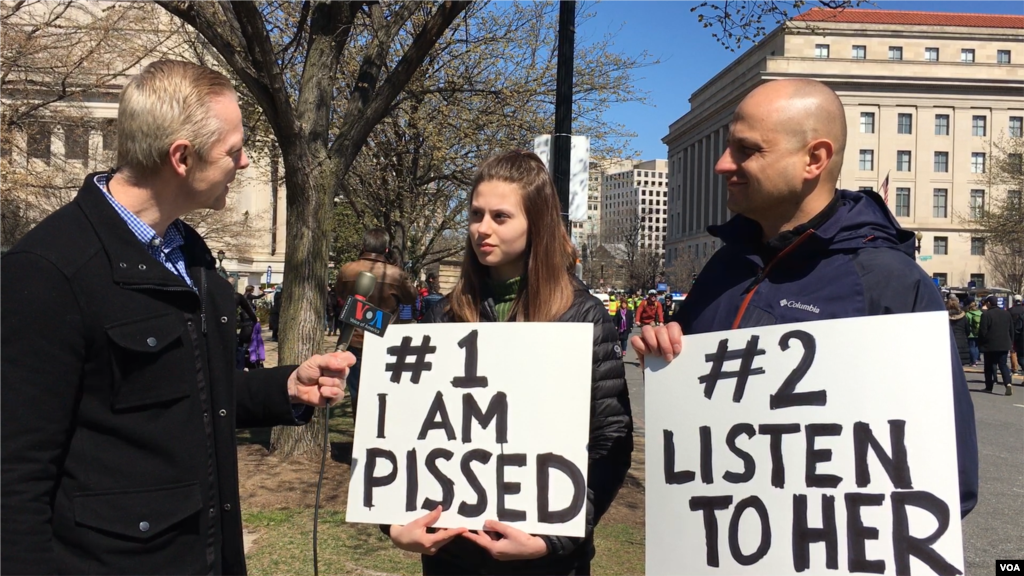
778,298 -> 820,314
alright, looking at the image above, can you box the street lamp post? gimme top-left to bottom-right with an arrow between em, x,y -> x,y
914,231 -> 923,254
551,0 -> 575,233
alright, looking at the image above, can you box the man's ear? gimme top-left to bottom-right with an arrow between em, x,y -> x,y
168,139 -> 194,178
805,139 -> 835,180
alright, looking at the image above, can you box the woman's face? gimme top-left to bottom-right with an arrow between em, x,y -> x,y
469,180 -> 529,280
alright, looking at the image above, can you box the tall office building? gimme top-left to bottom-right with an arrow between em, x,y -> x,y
663,8 -> 1023,288
601,159 -> 669,258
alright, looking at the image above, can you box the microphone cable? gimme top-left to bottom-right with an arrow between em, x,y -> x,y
314,271 -> 377,576
313,400 -> 331,576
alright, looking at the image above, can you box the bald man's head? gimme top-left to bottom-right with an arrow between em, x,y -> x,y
715,79 -> 847,232
740,79 -> 847,179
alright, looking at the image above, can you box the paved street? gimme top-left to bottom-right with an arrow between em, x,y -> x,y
622,329 -> 1024,575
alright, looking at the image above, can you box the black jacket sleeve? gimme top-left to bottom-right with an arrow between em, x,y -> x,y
542,296 -> 634,557
234,365 -> 309,428
1,253 -> 86,575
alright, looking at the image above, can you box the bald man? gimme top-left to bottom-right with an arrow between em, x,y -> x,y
633,79 -> 979,517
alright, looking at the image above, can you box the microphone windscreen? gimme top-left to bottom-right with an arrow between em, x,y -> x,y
354,271 -> 377,299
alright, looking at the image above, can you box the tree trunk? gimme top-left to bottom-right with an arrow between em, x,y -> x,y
269,145 -> 336,457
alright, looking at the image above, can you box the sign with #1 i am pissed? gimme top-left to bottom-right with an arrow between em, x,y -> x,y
645,312 -> 965,576
346,323 -> 593,537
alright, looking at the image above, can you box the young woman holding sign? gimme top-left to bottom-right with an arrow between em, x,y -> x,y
383,150 -> 634,575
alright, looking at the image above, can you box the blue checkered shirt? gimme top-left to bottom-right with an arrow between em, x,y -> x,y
95,173 -> 195,290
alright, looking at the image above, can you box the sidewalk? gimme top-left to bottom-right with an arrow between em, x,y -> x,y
963,364 -> 1023,384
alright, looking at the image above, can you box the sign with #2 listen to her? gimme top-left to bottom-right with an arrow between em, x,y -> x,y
646,312 -> 965,576
346,323 -> 593,537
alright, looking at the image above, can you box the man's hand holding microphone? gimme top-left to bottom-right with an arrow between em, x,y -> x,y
280,271 -> 385,409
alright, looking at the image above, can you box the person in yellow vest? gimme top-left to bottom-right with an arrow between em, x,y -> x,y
608,294 -> 619,315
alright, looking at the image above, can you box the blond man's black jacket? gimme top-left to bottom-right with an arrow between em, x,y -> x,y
1,174 -> 308,575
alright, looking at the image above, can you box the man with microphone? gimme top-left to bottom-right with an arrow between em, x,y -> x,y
1,60 -> 355,575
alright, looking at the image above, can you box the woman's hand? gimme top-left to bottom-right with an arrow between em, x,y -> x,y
460,519 -> 548,561
388,506 -> 467,556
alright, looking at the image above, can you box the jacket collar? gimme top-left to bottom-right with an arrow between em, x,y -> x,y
74,172 -> 215,288
360,252 -> 388,264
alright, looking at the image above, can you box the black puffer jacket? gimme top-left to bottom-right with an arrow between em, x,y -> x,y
414,280 -> 634,573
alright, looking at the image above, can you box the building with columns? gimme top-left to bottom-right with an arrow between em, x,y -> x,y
663,8 -> 1023,289
1,1 -> 287,289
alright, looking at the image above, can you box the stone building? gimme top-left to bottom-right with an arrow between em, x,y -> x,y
663,8 -> 1024,288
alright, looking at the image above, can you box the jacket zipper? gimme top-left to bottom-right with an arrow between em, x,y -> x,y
200,268 -> 208,334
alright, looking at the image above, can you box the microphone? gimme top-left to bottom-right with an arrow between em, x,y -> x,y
335,271 -> 377,352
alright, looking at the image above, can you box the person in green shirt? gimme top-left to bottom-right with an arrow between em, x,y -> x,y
966,299 -> 981,366
384,150 -> 633,576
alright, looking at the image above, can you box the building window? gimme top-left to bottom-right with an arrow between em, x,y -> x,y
934,152 -> 949,173
933,189 -> 947,218
859,149 -> 874,171
972,116 -> 987,137
897,150 -> 911,172
971,153 -> 986,174
101,119 -> 117,152
971,237 -> 985,256
933,237 -> 948,255
889,46 -> 903,60
815,44 -> 829,59
895,188 -> 910,217
1009,154 -> 1023,174
897,113 -> 913,134
970,189 -> 985,218
925,47 -> 939,61
852,45 -> 866,59
970,274 -> 985,288
1009,117 -> 1022,138
998,50 -> 1011,64
961,49 -> 975,63
859,186 -> 873,191
860,112 -> 875,134
933,273 -> 948,287
26,123 -> 52,161
62,124 -> 90,162
935,114 -> 950,136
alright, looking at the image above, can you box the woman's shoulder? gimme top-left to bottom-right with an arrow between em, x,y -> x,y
561,284 -> 609,323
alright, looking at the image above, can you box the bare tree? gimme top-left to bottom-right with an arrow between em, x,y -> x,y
630,249 -> 663,292
334,2 -> 655,278
1,1 -> 184,246
690,0 -> 869,51
152,1 -> 472,457
985,245 -> 1024,295
664,248 -> 711,292
957,134 -> 1024,293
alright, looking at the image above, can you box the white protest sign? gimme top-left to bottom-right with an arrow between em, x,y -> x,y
346,322 -> 593,537
646,312 -> 964,576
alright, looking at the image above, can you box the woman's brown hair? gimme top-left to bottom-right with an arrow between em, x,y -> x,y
447,150 -> 576,322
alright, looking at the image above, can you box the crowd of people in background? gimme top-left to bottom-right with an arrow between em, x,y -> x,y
950,293 -> 1024,396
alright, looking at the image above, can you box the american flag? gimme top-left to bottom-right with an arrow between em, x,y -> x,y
879,171 -> 891,205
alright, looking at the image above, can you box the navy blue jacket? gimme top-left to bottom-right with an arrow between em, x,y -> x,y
673,189 -> 979,517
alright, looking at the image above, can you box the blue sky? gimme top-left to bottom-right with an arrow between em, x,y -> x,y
579,1 -> 1024,159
